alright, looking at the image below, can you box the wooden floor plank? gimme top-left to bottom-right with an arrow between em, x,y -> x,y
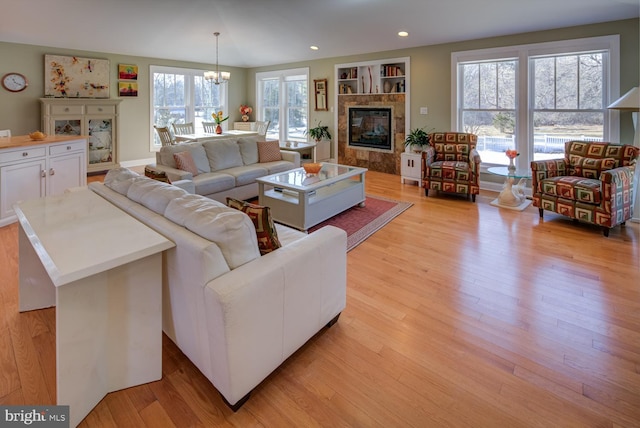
1,169 -> 639,426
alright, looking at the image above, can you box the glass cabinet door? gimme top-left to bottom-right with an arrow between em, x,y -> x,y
88,119 -> 113,166
54,119 -> 82,136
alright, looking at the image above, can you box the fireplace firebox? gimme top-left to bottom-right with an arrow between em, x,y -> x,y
348,107 -> 392,151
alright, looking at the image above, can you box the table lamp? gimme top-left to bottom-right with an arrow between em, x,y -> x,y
608,86 -> 640,221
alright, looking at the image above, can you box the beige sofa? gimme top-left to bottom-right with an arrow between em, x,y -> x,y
88,168 -> 347,410
151,136 -> 300,203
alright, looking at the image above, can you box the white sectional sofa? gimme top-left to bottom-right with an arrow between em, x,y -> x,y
151,136 -> 300,203
88,168 -> 347,410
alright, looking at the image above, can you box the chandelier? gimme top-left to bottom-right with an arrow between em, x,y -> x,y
204,32 -> 230,84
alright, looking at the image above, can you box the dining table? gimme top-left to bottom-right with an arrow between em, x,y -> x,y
175,129 -> 258,142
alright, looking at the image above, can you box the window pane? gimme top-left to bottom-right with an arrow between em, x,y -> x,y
579,53 -> 603,109
497,62 -> 516,109
463,110 -> 516,165
462,63 -> 480,108
534,57 -> 555,109
556,56 -> 577,109
533,112 -> 603,160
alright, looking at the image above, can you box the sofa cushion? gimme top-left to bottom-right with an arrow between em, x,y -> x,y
223,165 -> 269,186
258,140 -> 282,163
238,138 -> 259,165
165,194 -> 260,269
157,142 -> 205,169
569,155 -> 616,178
192,172 -> 236,196
540,176 -> 602,204
104,167 -> 143,195
174,151 -> 199,176
227,197 -> 282,255
127,178 -> 189,215
204,140 -> 244,171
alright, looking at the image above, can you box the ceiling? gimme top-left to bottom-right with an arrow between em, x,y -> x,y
2,0 -> 638,68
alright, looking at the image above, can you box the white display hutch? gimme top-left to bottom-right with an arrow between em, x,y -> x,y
40,98 -> 121,174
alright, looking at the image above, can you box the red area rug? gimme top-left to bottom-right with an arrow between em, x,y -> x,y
308,195 -> 412,251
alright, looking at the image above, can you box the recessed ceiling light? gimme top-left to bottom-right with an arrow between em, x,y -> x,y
398,31 -> 409,37
310,45 -> 319,50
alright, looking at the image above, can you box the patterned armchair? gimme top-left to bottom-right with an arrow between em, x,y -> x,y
421,132 -> 481,202
531,141 -> 639,236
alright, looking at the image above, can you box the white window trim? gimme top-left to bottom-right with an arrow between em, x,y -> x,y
451,35 -> 620,172
256,67 -> 309,141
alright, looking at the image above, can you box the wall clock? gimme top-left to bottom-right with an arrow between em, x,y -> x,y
1,72 -> 28,92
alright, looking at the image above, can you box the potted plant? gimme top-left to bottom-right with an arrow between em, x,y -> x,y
404,127 -> 431,152
307,122 -> 332,142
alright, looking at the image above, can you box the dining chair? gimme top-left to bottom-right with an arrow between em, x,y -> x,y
154,125 -> 175,146
0,129 -> 11,138
202,121 -> 218,133
172,122 -> 194,135
255,120 -> 270,137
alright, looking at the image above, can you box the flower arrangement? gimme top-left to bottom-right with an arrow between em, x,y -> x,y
239,105 -> 253,116
505,149 -> 519,159
212,111 -> 229,125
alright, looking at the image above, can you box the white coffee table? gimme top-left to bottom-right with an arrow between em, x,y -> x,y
14,188 -> 174,427
257,163 -> 367,231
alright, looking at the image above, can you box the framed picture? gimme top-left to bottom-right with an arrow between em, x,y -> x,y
314,78 -> 328,111
44,54 -> 110,98
119,82 -> 138,97
118,64 -> 138,80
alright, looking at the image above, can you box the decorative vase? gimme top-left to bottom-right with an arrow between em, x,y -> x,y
242,115 -> 249,122
215,125 -> 222,134
508,157 -> 516,172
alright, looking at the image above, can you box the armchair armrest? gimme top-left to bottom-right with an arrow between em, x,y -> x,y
469,149 -> 482,175
599,165 -> 635,216
421,147 -> 435,178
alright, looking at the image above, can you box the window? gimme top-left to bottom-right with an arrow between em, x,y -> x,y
453,36 -> 619,168
256,68 -> 308,142
150,65 -> 227,148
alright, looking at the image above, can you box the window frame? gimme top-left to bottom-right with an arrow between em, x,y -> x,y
256,67 -> 309,142
451,35 -> 620,171
149,65 -> 228,150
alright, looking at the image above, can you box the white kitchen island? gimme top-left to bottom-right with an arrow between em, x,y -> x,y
14,188 -> 174,427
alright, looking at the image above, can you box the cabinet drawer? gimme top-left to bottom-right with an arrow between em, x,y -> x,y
0,147 -> 47,164
87,105 -> 116,115
51,105 -> 85,115
50,140 -> 86,156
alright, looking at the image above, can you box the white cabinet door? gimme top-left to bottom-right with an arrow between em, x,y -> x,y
48,151 -> 86,196
0,160 -> 46,220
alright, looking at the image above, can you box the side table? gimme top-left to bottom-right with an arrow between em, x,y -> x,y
401,152 -> 422,187
487,166 -> 532,211
280,141 -> 317,163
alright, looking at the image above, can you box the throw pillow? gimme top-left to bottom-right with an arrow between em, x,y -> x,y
144,166 -> 172,183
173,151 -> 199,176
226,197 -> 282,255
257,140 -> 282,163
569,155 -> 616,179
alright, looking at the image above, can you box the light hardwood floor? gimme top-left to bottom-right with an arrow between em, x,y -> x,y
1,170 -> 639,427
